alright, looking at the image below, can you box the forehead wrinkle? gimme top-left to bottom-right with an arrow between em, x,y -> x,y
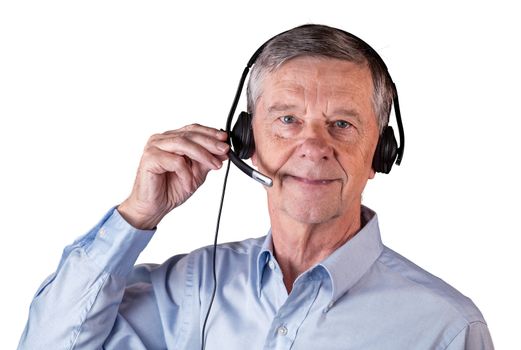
262,82 -> 308,114
324,95 -> 362,116
262,58 -> 372,119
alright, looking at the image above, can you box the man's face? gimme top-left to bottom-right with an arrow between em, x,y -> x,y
251,56 -> 379,225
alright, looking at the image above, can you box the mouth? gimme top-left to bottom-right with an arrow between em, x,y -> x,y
286,175 -> 339,185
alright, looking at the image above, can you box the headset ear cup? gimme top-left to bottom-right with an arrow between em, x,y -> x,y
231,111 -> 255,159
372,126 -> 398,174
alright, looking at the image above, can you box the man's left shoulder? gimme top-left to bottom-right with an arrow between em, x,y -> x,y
375,246 -> 486,324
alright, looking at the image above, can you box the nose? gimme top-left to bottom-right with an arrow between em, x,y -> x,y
297,125 -> 334,162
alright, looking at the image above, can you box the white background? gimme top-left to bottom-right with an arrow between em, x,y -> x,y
1,1 -> 519,348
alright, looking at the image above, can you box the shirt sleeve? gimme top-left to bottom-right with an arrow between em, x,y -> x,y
445,321 -> 495,350
17,207 -> 158,350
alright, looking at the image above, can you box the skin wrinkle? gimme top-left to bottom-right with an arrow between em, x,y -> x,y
251,56 -> 379,292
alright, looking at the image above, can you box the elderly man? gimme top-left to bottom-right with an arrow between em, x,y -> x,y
18,24 -> 493,349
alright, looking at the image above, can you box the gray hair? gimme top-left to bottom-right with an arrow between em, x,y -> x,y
246,24 -> 396,134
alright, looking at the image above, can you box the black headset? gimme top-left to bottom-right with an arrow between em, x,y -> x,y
225,25 -> 405,186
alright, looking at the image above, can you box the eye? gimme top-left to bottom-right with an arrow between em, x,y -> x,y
333,120 -> 351,129
280,115 -> 297,124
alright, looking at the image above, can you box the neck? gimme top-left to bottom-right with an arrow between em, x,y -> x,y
270,206 -> 362,293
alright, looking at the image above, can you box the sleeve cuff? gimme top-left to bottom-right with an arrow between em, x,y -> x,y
83,207 -> 156,277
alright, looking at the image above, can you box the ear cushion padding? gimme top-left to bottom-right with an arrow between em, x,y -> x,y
231,111 -> 255,159
372,126 -> 398,174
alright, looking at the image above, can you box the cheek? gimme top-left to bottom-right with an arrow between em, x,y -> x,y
252,128 -> 294,174
251,127 -> 273,169
339,142 -> 376,179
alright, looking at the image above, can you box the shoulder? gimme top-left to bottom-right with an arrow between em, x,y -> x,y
140,235 -> 266,280
375,246 -> 486,325
153,235 -> 267,282
192,235 -> 266,261
137,235 -> 267,300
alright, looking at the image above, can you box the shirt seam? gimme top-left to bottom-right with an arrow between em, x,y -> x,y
442,321 -> 488,350
68,271 -> 110,350
173,250 -> 195,348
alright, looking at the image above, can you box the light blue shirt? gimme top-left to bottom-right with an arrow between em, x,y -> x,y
18,206 -> 493,349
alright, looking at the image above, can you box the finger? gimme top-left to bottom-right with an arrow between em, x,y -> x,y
141,147 -> 202,176
155,130 -> 229,157
146,149 -> 213,192
168,160 -> 206,195
215,153 -> 229,162
153,150 -> 217,195
162,124 -> 228,141
152,136 -> 227,170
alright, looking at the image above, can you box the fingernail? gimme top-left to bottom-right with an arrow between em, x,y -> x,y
213,160 -> 222,169
217,143 -> 229,152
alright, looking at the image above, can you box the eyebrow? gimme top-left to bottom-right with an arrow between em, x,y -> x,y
329,108 -> 361,119
267,103 -> 298,114
267,103 -> 363,123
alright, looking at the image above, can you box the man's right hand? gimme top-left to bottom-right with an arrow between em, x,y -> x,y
117,124 -> 229,230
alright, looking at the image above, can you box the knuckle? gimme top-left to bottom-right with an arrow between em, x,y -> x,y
142,146 -> 157,159
169,155 -> 183,167
167,135 -> 183,146
182,123 -> 204,133
147,133 -> 162,145
156,135 -> 184,150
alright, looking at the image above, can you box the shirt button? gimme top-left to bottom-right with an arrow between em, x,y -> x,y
99,228 -> 107,238
268,260 -> 275,270
324,301 -> 335,313
277,325 -> 288,336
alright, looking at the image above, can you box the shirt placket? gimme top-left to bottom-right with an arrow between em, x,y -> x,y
263,272 -> 322,350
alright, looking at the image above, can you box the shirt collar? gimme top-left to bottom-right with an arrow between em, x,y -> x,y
256,231 -> 274,297
318,205 -> 383,304
256,206 -> 384,302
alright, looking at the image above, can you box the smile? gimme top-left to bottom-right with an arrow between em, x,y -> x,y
286,175 -> 338,185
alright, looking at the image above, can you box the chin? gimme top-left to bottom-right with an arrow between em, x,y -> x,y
282,201 -> 341,225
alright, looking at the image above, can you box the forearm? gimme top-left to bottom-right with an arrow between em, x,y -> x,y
18,208 -> 154,350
